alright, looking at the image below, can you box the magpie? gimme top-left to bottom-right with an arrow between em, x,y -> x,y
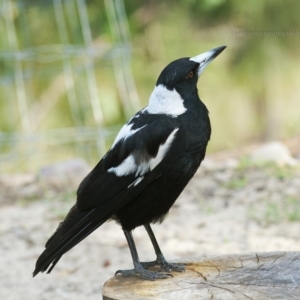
33,45 -> 226,281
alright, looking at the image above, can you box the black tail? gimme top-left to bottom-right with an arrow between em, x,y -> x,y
33,204 -> 112,277
33,169 -> 161,277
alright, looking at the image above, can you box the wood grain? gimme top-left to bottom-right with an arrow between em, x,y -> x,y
103,251 -> 300,300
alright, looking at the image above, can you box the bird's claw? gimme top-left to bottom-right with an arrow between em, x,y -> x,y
115,265 -> 172,281
141,254 -> 185,273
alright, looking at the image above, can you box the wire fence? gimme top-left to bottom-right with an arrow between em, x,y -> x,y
0,0 -> 140,172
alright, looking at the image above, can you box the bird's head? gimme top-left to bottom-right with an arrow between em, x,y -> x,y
157,45 -> 226,90
148,46 -> 226,116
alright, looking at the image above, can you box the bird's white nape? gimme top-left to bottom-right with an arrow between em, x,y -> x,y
146,84 -> 187,117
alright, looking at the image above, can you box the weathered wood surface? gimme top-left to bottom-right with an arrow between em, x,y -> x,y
103,251 -> 300,300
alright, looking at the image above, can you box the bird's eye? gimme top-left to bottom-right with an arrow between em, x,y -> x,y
186,70 -> 194,79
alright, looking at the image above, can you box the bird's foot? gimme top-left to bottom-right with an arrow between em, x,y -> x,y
141,254 -> 185,272
115,264 -> 172,281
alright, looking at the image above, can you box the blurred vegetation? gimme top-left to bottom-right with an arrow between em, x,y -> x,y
248,196 -> 300,225
0,0 -> 300,171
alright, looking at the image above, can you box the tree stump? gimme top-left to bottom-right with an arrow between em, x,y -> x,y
103,251 -> 300,300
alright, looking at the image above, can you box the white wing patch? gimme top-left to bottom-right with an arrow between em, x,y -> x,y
108,128 -> 179,177
111,123 -> 146,148
109,155 -> 136,177
146,84 -> 187,117
149,128 -> 179,170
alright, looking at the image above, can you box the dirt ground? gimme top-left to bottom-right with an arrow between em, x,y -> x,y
1,142 -> 300,300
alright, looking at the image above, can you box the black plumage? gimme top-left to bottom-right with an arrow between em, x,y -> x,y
33,45 -> 226,280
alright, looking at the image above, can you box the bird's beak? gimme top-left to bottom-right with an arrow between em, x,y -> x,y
190,46 -> 226,77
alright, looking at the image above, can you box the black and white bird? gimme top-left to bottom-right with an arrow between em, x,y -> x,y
33,45 -> 226,280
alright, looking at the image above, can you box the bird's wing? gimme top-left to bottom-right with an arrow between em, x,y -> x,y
76,116 -> 179,211
33,115 -> 180,276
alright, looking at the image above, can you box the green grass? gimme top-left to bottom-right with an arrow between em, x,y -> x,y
248,196 -> 300,224
236,156 -> 257,171
265,164 -> 296,180
223,176 -> 247,189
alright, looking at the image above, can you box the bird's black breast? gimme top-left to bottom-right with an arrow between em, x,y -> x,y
114,106 -> 211,230
169,108 -> 210,175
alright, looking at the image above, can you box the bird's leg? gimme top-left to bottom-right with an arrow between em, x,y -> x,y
141,224 -> 185,272
115,229 -> 172,280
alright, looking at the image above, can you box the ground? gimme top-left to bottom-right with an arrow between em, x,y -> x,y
0,141 -> 300,300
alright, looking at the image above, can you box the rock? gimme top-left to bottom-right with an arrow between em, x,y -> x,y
38,158 -> 91,192
250,141 -> 298,166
